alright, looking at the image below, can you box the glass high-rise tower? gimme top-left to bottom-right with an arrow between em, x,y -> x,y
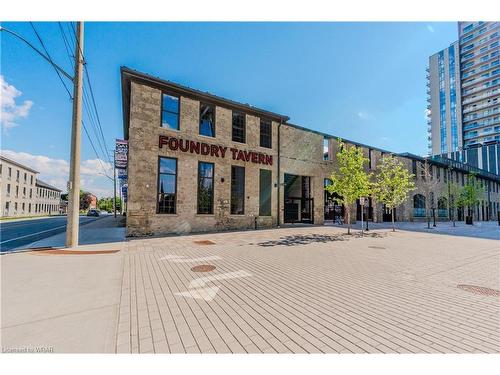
427,21 -> 499,174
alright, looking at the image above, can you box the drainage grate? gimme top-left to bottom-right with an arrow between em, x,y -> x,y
191,264 -> 216,272
457,284 -> 500,297
368,246 -> 386,249
193,240 -> 216,245
30,249 -> 120,255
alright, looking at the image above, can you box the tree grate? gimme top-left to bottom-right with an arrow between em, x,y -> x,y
193,240 -> 216,245
457,284 -> 500,297
191,265 -> 216,272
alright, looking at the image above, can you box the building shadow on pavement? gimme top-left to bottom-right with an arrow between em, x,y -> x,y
257,232 -> 384,247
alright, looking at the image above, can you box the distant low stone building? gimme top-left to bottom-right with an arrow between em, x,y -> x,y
0,155 -> 63,218
35,180 -> 62,216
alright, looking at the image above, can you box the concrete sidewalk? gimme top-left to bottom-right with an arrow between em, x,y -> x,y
1,223 -> 499,353
325,220 -> 500,240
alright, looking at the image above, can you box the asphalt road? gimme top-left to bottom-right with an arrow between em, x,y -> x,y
0,216 -> 102,253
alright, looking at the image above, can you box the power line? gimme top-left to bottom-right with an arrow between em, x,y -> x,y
58,22 -> 74,73
0,26 -> 73,82
58,22 -> 109,165
82,121 -> 114,181
29,22 -> 73,99
69,22 -> 111,165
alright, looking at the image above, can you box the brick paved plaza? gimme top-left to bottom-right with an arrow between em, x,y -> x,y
1,224 -> 499,354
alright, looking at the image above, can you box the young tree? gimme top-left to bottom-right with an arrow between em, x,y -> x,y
372,155 -> 415,232
325,140 -> 371,234
447,181 -> 462,227
459,173 -> 485,225
418,160 -> 439,229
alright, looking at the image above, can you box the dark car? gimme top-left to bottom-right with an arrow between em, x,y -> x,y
87,209 -> 100,217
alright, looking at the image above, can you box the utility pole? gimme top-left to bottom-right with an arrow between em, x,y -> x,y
65,22 -> 84,248
113,150 -> 117,218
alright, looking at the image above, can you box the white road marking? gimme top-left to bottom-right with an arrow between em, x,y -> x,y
175,286 -> 220,301
159,254 -> 184,260
159,254 -> 221,263
189,270 -> 252,289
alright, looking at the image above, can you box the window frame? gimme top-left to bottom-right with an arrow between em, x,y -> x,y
199,102 -> 216,138
156,156 -> 178,214
259,169 -> 272,216
230,165 -> 245,215
197,161 -> 215,215
231,111 -> 246,143
160,92 -> 181,131
259,118 -> 272,149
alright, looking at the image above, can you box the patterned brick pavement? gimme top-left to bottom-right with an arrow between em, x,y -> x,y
114,226 -> 500,353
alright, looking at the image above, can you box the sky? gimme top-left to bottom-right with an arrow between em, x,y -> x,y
0,22 -> 458,197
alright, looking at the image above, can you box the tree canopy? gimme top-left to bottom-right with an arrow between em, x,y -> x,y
325,140 -> 371,234
372,155 -> 415,231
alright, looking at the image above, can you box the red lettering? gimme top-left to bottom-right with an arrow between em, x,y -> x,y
230,148 -> 238,159
219,146 -> 227,158
258,154 -> 265,164
159,135 -> 169,148
169,137 -> 179,150
243,150 -> 252,162
237,150 -> 245,161
265,155 -> 273,165
179,139 -> 189,152
251,152 -> 258,163
190,141 -> 200,154
210,145 -> 219,157
201,143 -> 210,155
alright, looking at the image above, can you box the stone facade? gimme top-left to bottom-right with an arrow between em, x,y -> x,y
122,68 -> 500,237
126,80 -> 279,236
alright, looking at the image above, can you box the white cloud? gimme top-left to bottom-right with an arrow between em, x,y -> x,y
426,25 -> 435,33
0,75 -> 33,131
0,149 -> 114,198
357,111 -> 375,121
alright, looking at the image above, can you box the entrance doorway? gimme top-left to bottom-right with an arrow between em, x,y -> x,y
382,204 -> 396,222
284,173 -> 314,224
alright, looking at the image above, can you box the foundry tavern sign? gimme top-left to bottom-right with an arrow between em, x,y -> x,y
159,135 -> 273,166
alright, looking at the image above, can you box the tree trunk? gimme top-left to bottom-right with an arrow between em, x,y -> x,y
392,207 -> 395,232
347,209 -> 351,235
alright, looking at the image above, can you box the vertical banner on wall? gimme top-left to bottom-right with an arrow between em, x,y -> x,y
115,139 -> 128,169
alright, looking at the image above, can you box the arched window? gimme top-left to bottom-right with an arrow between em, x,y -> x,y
413,194 -> 426,217
438,197 -> 448,217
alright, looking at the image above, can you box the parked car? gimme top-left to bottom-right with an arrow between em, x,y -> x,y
87,209 -> 100,217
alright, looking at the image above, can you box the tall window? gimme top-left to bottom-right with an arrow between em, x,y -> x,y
259,169 -> 272,216
260,119 -> 272,148
157,157 -> 177,214
368,149 -> 373,169
199,103 -> 215,137
31,175 -> 33,185
161,93 -> 180,130
232,112 -> 246,143
197,162 -> 214,214
231,166 -> 245,214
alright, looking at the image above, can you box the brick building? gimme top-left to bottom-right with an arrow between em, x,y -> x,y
121,67 -> 500,237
